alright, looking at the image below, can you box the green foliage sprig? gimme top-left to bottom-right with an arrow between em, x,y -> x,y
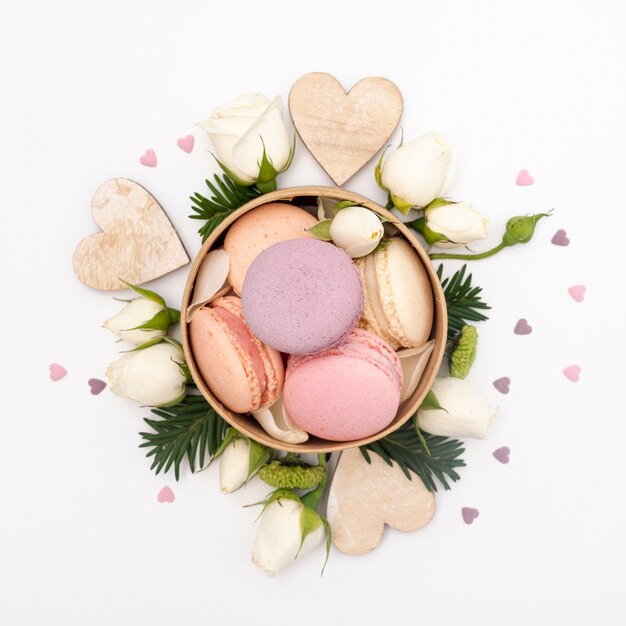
361,421 -> 466,492
438,264 -> 490,344
189,173 -> 262,242
139,394 -> 228,480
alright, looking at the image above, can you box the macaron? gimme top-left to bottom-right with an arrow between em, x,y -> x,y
356,238 -> 433,349
283,329 -> 403,441
189,296 -> 284,413
242,238 -> 364,355
224,202 -> 317,295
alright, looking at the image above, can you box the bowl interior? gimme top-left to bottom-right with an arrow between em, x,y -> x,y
181,186 -> 447,453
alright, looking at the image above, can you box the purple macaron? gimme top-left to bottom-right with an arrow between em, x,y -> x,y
241,239 -> 364,355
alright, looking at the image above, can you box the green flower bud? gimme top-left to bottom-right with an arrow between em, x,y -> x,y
449,325 -> 478,379
258,456 -> 326,490
502,212 -> 552,247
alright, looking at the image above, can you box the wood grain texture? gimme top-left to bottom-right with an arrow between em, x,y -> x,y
289,73 -> 403,186
327,448 -> 435,556
73,178 -> 189,291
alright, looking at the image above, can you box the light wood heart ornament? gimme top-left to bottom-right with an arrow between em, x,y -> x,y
73,178 -> 189,291
327,448 -> 435,555
289,72 -> 403,186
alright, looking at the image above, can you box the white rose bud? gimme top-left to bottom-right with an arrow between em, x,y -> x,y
106,342 -> 188,407
103,298 -> 166,344
330,206 -> 384,258
419,201 -> 490,248
417,377 -> 498,439
379,132 -> 455,213
197,94 -> 293,190
252,497 -> 326,577
220,438 -> 252,494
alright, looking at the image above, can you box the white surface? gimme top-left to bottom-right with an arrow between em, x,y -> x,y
1,1 -> 626,624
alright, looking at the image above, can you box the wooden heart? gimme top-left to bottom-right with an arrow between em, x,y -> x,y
326,448 -> 435,555
289,73 -> 403,186
73,178 -> 189,291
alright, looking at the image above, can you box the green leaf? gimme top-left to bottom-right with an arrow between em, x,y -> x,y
424,198 -> 456,211
331,200 -> 359,216
126,309 -> 171,332
280,132 -> 297,173
125,336 -> 165,352
119,280 -> 165,307
374,147 -> 389,191
298,506 -> 323,557
257,136 -> 279,184
189,172 -> 262,243
139,394 -> 229,480
437,264 -> 491,344
306,219 -> 333,241
371,239 -> 393,254
247,440 -> 271,479
319,516 -> 332,576
420,389 -> 444,411
360,421 -> 466,492
166,307 -> 181,325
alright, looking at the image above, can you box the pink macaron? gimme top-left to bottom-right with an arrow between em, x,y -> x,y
283,328 -> 403,441
189,296 -> 284,413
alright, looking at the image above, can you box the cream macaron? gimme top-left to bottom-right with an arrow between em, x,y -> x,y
224,202 -> 317,295
356,238 -> 433,349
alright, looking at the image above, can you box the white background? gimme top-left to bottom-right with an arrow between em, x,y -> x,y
2,1 -> 626,624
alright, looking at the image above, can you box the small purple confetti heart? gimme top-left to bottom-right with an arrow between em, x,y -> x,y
563,364 -> 581,382
462,507 -> 479,524
493,447 -> 511,464
157,486 -> 175,503
493,377 -> 510,394
514,318 -> 532,335
551,229 -> 570,246
49,363 -> 67,381
88,378 -> 107,395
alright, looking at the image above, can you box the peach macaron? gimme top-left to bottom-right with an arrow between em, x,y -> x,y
224,202 -> 317,295
189,296 -> 284,413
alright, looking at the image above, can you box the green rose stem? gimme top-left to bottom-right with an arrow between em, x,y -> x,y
427,211 -> 552,261
300,454 -> 328,511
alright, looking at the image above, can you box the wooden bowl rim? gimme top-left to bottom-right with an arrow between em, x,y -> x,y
181,186 -> 447,453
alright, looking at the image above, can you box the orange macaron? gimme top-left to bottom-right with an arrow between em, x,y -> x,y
189,296 -> 284,413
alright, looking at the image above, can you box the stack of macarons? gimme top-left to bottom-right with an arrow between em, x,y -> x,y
188,200 -> 434,444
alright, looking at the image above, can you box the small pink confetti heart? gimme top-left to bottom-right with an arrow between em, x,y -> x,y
140,149 -> 157,167
516,169 -> 534,186
563,364 -> 581,382
493,447 -> 511,464
568,285 -> 586,302
493,377 -> 510,394
157,486 -> 175,503
177,134 -> 194,153
551,229 -> 570,246
49,363 -> 67,381
514,318 -> 532,335
88,378 -> 107,395
462,507 -> 479,524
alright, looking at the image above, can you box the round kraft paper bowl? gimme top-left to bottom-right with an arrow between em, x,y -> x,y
181,186 -> 447,453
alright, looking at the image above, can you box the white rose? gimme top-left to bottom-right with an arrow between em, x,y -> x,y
106,343 -> 188,407
219,438 -> 251,494
197,94 -> 292,186
330,206 -> 384,258
425,201 -> 490,248
417,377 -> 498,439
252,497 -> 326,577
103,298 -> 166,344
379,132 -> 455,213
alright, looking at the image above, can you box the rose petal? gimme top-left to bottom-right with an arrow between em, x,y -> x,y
187,249 -> 231,321
316,197 -> 337,221
251,395 -> 309,444
397,341 -> 435,403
